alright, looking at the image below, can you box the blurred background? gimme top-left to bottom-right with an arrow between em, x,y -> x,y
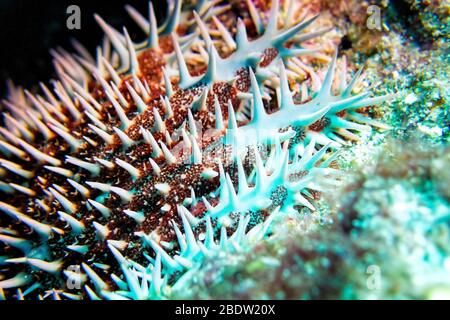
0,0 -> 167,96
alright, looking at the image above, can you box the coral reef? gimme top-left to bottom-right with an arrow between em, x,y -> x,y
0,0 -> 448,300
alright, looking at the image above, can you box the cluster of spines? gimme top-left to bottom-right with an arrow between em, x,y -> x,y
0,0 -> 393,300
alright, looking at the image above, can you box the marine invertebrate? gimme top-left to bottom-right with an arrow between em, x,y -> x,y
0,0 -> 392,300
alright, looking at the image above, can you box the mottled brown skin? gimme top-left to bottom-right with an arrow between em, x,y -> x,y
308,117 -> 331,132
235,67 -> 251,92
259,48 -> 280,68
